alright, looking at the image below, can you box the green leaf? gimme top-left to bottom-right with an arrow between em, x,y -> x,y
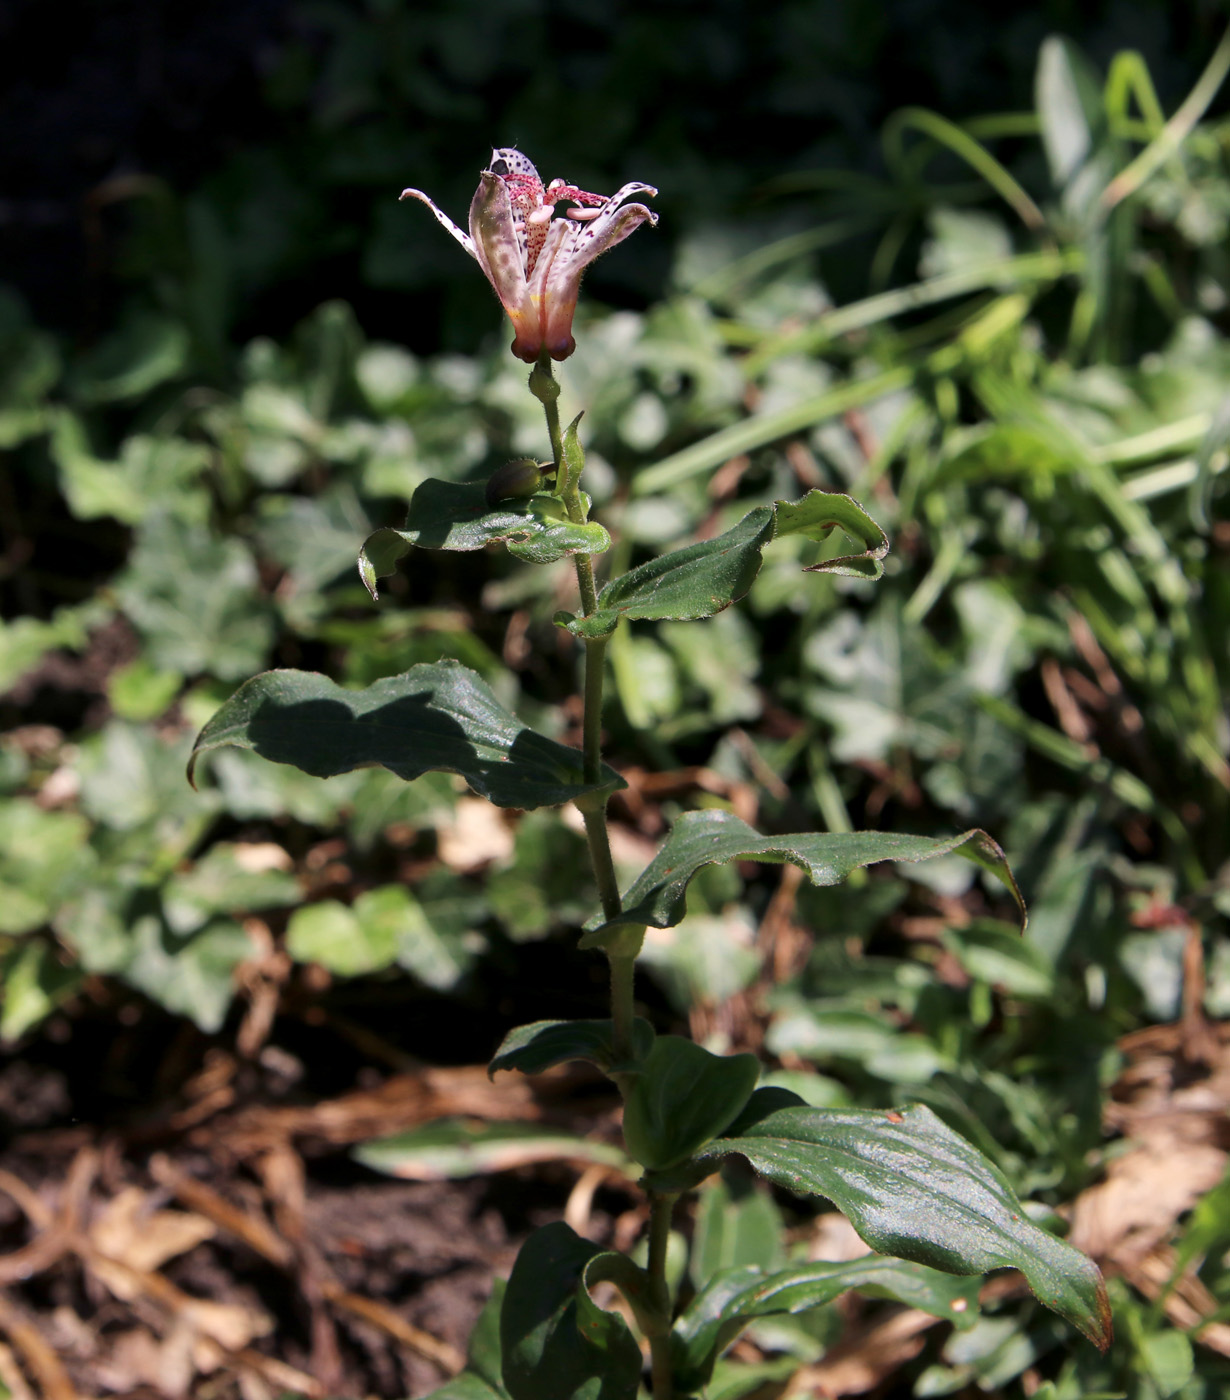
467,1278 -> 511,1396
488,1018 -> 656,1079
773,489 -> 890,579
353,1120 -> 632,1181
563,491 -> 887,639
0,940 -> 83,1041
285,897 -> 397,977
672,1256 -> 981,1391
117,514 -> 274,680
582,810 -> 1023,945
691,1175 -> 786,1286
563,507 -> 774,640
359,479 -> 610,597
1035,37 -> 1102,190
500,1222 -> 643,1400
0,801 -> 94,936
189,662 -> 624,810
622,1036 -> 760,1171
649,1103 -> 1111,1351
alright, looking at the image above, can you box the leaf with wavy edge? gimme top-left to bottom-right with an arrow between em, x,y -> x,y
360,479 -> 610,599
561,489 -> 888,639
672,1256 -> 980,1391
189,661 -> 623,810
581,809 -> 1022,946
647,1101 -> 1111,1352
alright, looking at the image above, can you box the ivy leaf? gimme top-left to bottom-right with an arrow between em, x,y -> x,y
189,661 -> 623,810
581,809 -> 1022,947
647,1103 -> 1111,1351
672,1256 -> 980,1391
562,490 -> 887,639
360,479 -> 610,597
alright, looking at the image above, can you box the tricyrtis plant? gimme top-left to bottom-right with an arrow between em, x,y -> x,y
191,150 -> 1110,1399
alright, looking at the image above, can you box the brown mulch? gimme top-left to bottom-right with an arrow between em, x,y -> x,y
0,1045 -> 631,1400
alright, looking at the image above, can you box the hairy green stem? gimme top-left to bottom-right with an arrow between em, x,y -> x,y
647,1192 -> 678,1400
529,356 -> 630,1053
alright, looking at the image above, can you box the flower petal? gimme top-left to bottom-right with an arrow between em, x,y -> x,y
524,218 -> 579,361
399,188 -> 477,258
469,171 -> 535,339
560,189 -> 658,278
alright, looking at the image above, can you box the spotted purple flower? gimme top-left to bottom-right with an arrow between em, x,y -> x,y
401,149 -> 658,363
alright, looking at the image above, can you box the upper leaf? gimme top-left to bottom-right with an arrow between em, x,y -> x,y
360,479 -> 610,597
501,1222 -> 643,1400
671,1256 -> 980,1391
581,809 -> 1023,944
189,661 -> 623,809
648,1103 -> 1111,1351
562,490 -> 888,639
488,1017 -> 656,1079
621,1036 -> 761,1171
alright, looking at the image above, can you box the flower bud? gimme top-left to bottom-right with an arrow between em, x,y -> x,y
485,458 -> 543,507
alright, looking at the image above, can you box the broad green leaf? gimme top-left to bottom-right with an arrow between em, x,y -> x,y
691,1175 -> 786,1286
501,1223 -> 642,1400
189,662 -> 624,809
942,920 -> 1054,998
116,514 -> 274,680
581,810 -> 1023,944
354,1120 -> 633,1180
672,1256 -> 981,1391
69,310 -> 188,403
648,1103 -> 1111,1351
622,1036 -> 760,1171
488,1018 -> 656,1079
359,479 -> 610,598
0,801 -> 94,936
563,492 -> 887,639
285,898 -> 398,977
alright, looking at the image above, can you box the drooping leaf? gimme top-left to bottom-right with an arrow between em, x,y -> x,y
647,1103 -> 1111,1351
501,1223 -> 643,1400
489,1018 -> 656,1079
189,662 -> 623,809
622,1036 -> 760,1171
672,1256 -> 981,1391
561,490 -> 888,639
773,488 -> 889,578
563,507 -> 775,640
359,479 -> 610,597
353,1120 -> 632,1181
581,810 -> 1023,945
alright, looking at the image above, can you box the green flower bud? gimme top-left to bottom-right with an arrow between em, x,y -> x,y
485,458 -> 544,507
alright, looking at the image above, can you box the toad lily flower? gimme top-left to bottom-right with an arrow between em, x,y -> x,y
401,149 -> 658,363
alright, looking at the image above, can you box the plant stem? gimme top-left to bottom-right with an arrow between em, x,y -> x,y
646,1191 -> 678,1400
528,355 -> 630,1042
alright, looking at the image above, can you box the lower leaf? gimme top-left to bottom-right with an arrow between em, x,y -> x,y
672,1256 -> 981,1391
501,1222 -> 643,1400
648,1102 -> 1111,1350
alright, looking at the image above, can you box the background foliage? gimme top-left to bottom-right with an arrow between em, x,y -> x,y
2,1 -> 1229,1397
